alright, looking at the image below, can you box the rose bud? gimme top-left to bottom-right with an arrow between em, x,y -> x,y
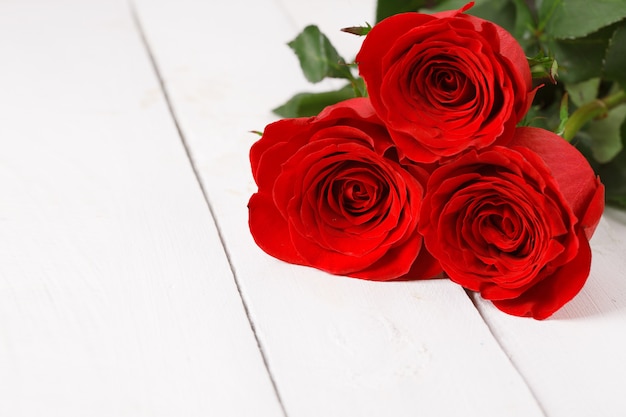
419,127 -> 604,319
356,4 -> 535,163
248,98 -> 441,280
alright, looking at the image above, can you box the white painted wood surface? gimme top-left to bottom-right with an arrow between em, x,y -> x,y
1,0 -> 625,416
0,1 -> 281,416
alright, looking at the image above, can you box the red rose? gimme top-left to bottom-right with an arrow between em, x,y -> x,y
419,127 -> 604,319
356,5 -> 535,163
248,98 -> 441,280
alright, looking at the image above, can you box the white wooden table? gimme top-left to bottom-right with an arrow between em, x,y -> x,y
1,1 -> 625,416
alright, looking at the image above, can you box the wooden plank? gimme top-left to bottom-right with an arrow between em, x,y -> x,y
131,0 -> 546,415
472,207 -> 626,417
0,1 -> 283,416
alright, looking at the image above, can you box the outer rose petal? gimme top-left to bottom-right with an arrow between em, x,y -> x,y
250,117 -> 310,184
355,12 -> 436,104
248,98 -> 442,281
580,180 -> 605,239
248,192 -> 305,265
509,127 -> 605,237
493,229 -> 592,319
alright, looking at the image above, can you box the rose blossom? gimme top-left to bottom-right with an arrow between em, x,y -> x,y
248,98 -> 441,280
356,3 -> 535,163
419,127 -> 604,319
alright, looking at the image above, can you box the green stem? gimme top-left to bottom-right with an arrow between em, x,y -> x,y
563,89 -> 626,142
350,78 -> 362,98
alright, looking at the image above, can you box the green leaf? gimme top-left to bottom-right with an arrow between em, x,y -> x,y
272,83 -> 358,118
540,0 -> 626,39
556,92 -> 569,135
587,123 -> 626,207
546,24 -> 615,84
586,104 -> 626,163
287,25 -> 353,84
566,78 -> 600,107
604,23 -> 626,90
576,119 -> 626,208
377,0 -> 426,22
510,0 -> 537,50
341,24 -> 372,36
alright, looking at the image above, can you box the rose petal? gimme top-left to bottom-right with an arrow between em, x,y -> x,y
492,229 -> 592,319
248,192 -> 306,265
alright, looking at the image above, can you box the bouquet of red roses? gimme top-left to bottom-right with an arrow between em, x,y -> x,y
248,2 -> 608,319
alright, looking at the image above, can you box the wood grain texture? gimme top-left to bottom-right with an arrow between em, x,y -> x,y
131,0 -> 545,415
0,1 -> 282,416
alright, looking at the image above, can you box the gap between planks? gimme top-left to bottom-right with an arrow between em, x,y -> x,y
465,289 -> 548,417
127,2 -> 288,416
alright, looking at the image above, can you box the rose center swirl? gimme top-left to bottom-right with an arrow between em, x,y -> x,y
339,180 -> 373,211
429,66 -> 474,105
321,162 -> 390,222
408,54 -> 477,109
